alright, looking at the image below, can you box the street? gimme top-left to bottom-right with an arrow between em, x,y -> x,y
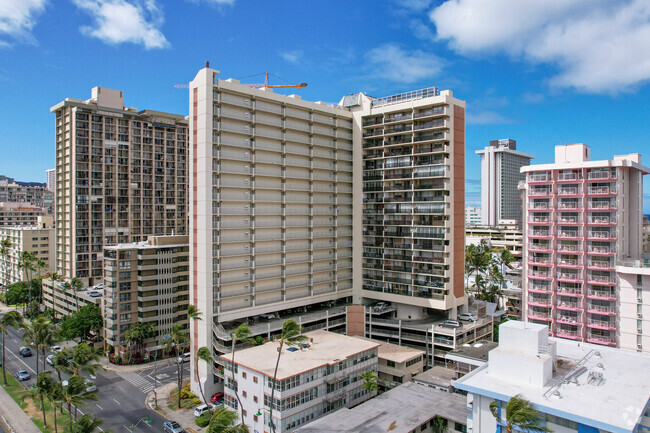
1,318 -> 189,432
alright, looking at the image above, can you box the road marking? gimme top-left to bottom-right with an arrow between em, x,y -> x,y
6,347 -> 36,374
123,426 -> 130,432
113,398 -> 121,405
96,404 -> 103,410
97,427 -> 103,432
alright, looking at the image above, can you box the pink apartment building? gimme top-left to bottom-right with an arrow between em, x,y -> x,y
521,144 -> 648,347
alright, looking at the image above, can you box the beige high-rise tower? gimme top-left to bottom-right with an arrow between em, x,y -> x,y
51,87 -> 188,284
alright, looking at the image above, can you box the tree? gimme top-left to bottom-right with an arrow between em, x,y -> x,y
268,319 -> 308,433
360,370 -> 378,393
208,407 -> 249,433
229,323 -> 252,421
24,315 -> 59,375
61,374 -> 98,431
29,371 -> 54,428
431,416 -> 447,433
65,413 -> 104,433
52,348 -> 73,382
59,305 -> 102,341
123,322 -> 156,361
196,346 -> 212,407
47,381 -> 65,433
489,394 -> 551,433
187,304 -> 202,321
69,342 -> 102,376
0,237 -> 11,294
0,310 -> 26,385
164,323 -> 188,409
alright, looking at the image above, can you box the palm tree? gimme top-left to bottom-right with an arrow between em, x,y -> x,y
35,258 -> 47,303
165,323 -> 188,409
0,237 -> 12,293
360,370 -> 378,393
123,322 -> 156,361
69,342 -> 103,376
24,315 -> 59,375
66,413 -> 104,433
17,251 -> 36,314
489,394 -> 552,433
187,304 -> 202,321
61,374 -> 98,431
494,248 -> 515,279
29,371 -> 54,428
229,323 -> 252,421
52,348 -> 72,382
70,277 -> 83,313
431,416 -> 447,433
47,380 -> 64,433
0,310 -> 25,385
208,407 -> 250,433
196,346 -> 212,406
268,319 -> 308,433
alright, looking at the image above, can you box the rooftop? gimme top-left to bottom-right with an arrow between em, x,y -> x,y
446,341 -> 498,365
221,330 -> 379,380
295,382 -> 467,433
455,322 -> 650,433
353,336 -> 424,363
412,366 -> 457,388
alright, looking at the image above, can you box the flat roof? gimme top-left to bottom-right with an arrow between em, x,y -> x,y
222,330 -> 379,380
295,382 -> 467,433
353,336 -> 424,363
446,341 -> 498,364
455,338 -> 650,433
412,366 -> 457,386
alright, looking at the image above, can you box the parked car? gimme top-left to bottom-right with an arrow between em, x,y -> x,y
438,320 -> 462,328
19,347 -> 32,357
458,313 -> 477,322
373,302 -> 389,312
193,404 -> 215,417
260,313 -> 276,320
85,380 -> 97,392
16,370 -> 31,381
210,392 -> 224,404
51,345 -> 63,353
163,421 -> 185,433
87,291 -> 101,297
46,354 -> 55,365
178,353 -> 191,364
93,283 -> 104,290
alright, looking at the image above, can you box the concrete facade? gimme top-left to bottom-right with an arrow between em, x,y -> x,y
616,260 -> 650,352
51,87 -> 188,285
0,202 -> 48,228
465,206 -> 481,224
0,180 -> 54,215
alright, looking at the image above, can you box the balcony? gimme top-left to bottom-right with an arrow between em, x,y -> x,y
587,231 -> 616,241
529,216 -> 551,224
557,230 -> 581,239
587,260 -> 614,270
587,303 -> 616,315
557,272 -> 582,282
556,286 -> 583,296
528,174 -> 549,183
528,296 -> 552,307
585,334 -> 616,346
587,216 -> 616,225
529,270 -> 552,280
587,170 -> 616,180
529,283 -> 552,293
556,243 -> 582,253
557,258 -> 582,267
529,243 -> 552,252
555,327 -> 582,340
528,188 -> 553,197
557,172 -> 580,181
556,215 -> 582,224
587,274 -> 615,285
587,290 -> 616,300
557,187 -> 581,196
527,310 -> 552,321
529,256 -> 553,266
586,318 -> 616,330
529,230 -> 552,238
587,186 -> 616,195
557,299 -> 581,311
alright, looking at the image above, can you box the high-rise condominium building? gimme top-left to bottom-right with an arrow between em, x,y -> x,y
522,144 -> 648,347
0,202 -> 48,227
0,180 -> 54,215
46,168 -> 56,193
51,87 -> 188,285
348,88 -> 467,322
102,235 -> 189,355
476,139 -> 534,225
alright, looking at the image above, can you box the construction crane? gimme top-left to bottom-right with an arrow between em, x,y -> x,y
174,72 -> 307,90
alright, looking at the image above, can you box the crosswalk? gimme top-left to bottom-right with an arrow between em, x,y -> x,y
117,372 -> 156,393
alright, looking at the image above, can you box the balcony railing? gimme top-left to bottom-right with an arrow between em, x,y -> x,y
558,272 -> 581,281
587,274 -> 613,283
587,186 -> 616,195
529,174 -> 549,182
557,230 -> 580,238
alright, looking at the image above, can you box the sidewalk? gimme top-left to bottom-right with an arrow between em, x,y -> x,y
146,381 -> 205,433
0,383 -> 41,433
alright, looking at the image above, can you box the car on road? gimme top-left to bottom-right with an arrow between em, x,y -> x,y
51,345 -> 63,353
193,404 -> 215,417
438,320 -> 462,328
46,354 -> 55,365
210,392 -> 224,404
16,370 -> 31,381
19,347 -> 32,357
458,313 -> 477,322
84,380 -> 97,392
178,352 -> 191,364
163,421 -> 185,433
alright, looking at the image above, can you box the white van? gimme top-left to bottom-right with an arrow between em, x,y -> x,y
178,352 -> 191,364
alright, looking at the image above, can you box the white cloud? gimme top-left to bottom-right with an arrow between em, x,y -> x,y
430,0 -> 650,93
280,50 -> 303,65
365,43 -> 444,83
188,0 -> 235,5
394,0 -> 432,12
72,0 -> 169,49
0,0 -> 47,47
466,110 -> 514,125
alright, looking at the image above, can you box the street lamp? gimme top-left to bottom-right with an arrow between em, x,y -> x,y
128,416 -> 151,432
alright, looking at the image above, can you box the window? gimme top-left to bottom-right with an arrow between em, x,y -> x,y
242,391 -> 247,398
242,371 -> 247,379
455,422 -> 467,433
242,410 -> 247,417
386,360 -> 396,368
253,415 -> 258,422
253,376 -> 258,384
253,395 -> 258,403
638,275 -> 644,286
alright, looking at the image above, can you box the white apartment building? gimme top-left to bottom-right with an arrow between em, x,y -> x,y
51,87 -> 188,285
220,330 -> 379,433
521,144 -> 648,347
0,216 -> 54,287
189,65 -> 355,388
0,180 -> 54,215
0,202 -> 48,228
455,321 -> 650,433
465,206 -> 481,225
616,260 -> 650,352
46,169 -> 56,193
476,139 -> 533,225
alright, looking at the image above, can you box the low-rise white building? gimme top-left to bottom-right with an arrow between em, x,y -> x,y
455,321 -> 650,433
219,330 -> 379,433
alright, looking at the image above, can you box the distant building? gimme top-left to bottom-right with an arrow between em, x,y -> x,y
42,279 -> 102,318
0,181 -> 53,215
476,139 -> 534,225
465,206 -> 481,225
0,216 -> 54,287
455,321 -> 650,433
0,202 -> 48,228
353,336 -> 425,390
102,235 -> 189,356
46,169 -> 56,193
220,330 -> 379,432
295,381 -> 468,433
465,219 -> 523,259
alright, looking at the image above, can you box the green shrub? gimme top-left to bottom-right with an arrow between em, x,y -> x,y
196,413 -> 210,428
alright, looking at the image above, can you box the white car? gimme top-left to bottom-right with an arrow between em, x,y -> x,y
85,380 -> 97,392
373,302 -> 389,312
193,404 -> 215,417
51,346 -> 63,353
458,313 -> 477,322
46,354 -> 55,365
93,283 -> 104,290
178,352 -> 191,364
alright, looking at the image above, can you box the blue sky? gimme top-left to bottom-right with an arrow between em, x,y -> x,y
1,0 -> 649,211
